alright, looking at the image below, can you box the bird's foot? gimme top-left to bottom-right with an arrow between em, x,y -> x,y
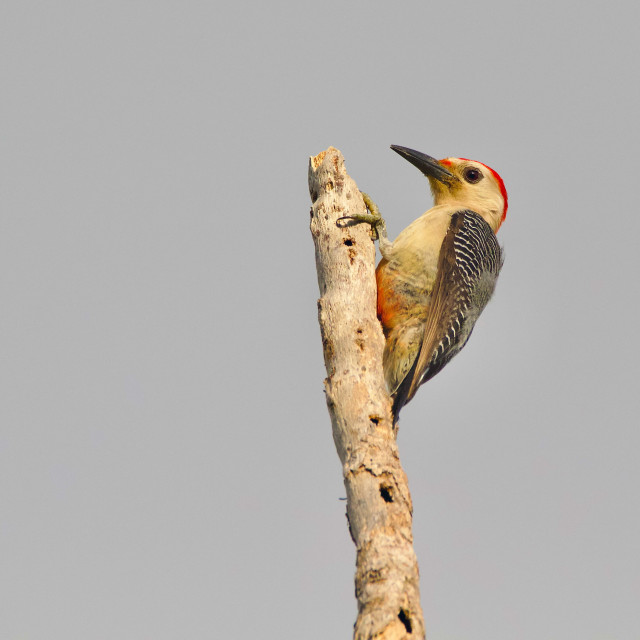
337,192 -> 389,245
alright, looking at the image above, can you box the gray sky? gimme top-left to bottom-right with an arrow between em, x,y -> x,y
2,2 -> 639,639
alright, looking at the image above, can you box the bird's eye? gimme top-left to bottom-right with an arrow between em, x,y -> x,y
463,167 -> 483,184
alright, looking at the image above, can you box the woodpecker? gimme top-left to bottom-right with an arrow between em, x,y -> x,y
344,145 -> 507,420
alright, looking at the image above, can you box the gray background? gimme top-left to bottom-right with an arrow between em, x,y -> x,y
2,2 -> 639,639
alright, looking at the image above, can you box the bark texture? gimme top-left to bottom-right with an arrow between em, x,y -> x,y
309,147 -> 425,640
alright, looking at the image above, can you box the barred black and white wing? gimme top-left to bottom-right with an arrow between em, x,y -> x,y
393,210 -> 503,417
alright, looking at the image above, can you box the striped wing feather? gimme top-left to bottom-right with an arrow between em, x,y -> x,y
393,210 -> 502,417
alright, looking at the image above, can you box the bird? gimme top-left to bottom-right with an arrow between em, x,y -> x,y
342,145 -> 507,420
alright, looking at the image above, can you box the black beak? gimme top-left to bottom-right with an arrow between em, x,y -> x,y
390,145 -> 456,183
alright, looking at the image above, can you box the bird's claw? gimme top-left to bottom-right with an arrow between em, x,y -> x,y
337,192 -> 387,242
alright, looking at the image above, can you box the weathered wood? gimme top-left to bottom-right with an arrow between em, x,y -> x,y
309,147 -> 425,640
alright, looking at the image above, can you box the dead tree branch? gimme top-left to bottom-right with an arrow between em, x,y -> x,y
309,147 -> 425,640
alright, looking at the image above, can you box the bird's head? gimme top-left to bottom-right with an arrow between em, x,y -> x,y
391,145 -> 508,233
